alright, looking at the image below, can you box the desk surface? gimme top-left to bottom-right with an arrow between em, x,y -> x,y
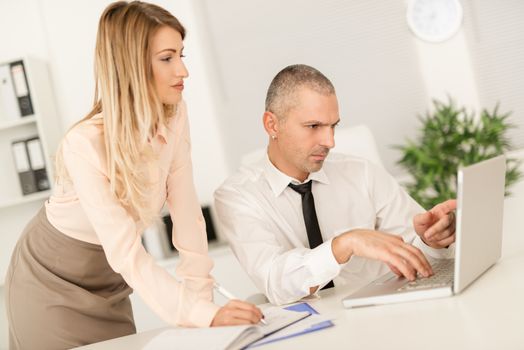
78,190 -> 524,350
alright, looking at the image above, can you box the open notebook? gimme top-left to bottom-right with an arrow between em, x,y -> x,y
143,306 -> 310,350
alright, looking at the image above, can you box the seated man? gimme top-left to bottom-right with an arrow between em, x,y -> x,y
214,64 -> 456,305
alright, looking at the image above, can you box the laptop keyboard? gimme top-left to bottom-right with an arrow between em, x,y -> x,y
397,259 -> 454,291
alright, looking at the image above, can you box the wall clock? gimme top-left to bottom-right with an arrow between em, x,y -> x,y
407,0 -> 463,43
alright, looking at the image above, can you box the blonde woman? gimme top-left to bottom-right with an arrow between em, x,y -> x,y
4,1 -> 262,349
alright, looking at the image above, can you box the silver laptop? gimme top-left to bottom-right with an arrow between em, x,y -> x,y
342,155 -> 506,308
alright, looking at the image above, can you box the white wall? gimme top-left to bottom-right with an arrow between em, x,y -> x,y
462,0 -> 524,148
0,0 -> 48,62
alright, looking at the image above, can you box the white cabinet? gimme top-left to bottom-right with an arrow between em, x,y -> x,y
0,56 -> 62,284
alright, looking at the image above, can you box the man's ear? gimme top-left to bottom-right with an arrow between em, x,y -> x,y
263,111 -> 279,139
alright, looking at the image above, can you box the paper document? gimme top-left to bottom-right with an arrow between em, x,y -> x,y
143,307 -> 310,350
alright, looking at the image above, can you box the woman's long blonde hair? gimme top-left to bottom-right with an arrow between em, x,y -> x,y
55,1 -> 186,225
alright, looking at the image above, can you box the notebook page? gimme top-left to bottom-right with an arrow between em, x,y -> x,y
143,325 -> 257,350
142,308 -> 310,350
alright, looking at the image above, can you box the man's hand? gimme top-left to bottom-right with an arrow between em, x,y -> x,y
211,300 -> 263,326
414,199 -> 457,249
333,229 -> 433,281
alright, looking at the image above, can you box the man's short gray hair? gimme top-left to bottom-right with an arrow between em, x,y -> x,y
265,64 -> 335,119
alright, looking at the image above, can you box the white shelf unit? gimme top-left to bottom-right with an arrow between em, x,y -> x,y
0,190 -> 52,210
0,115 -> 36,130
0,56 -> 62,284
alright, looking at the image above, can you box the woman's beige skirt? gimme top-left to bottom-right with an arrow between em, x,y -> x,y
5,207 -> 136,349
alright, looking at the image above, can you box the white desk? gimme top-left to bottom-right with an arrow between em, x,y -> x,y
78,187 -> 524,350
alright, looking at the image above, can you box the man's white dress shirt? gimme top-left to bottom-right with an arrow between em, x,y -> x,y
214,153 -> 454,305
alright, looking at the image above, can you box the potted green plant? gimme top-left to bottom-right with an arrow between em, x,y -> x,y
396,98 -> 522,209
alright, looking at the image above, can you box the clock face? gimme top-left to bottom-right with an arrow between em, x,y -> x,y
407,0 -> 463,43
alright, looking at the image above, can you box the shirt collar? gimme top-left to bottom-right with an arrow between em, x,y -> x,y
156,121 -> 168,144
156,102 -> 182,145
90,113 -> 103,124
263,152 -> 330,197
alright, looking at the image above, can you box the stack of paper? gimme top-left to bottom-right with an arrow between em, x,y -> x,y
142,303 -> 333,350
143,306 -> 312,350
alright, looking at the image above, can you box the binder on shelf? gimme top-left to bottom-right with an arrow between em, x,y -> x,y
11,139 -> 37,195
0,63 -> 21,121
26,137 -> 50,191
10,60 -> 34,117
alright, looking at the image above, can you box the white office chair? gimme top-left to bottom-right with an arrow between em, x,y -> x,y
241,124 -> 383,167
333,124 -> 383,167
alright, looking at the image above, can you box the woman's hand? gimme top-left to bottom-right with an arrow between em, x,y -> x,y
211,300 -> 263,326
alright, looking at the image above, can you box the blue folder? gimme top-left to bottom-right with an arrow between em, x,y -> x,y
248,302 -> 334,348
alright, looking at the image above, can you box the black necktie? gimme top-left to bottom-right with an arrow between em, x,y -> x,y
288,181 -> 335,290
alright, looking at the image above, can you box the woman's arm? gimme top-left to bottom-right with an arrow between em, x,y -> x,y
62,119 -> 219,327
164,101 -> 220,326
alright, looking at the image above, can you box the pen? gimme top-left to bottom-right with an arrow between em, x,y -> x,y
213,282 -> 268,325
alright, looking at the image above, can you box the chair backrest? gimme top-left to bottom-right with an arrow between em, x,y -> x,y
241,124 -> 383,167
334,124 -> 383,167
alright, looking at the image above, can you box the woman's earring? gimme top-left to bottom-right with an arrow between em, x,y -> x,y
271,135 -> 276,140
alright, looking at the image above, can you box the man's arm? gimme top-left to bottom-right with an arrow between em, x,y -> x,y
215,187 -> 340,305
365,161 -> 455,260
331,229 -> 433,280
307,226 -> 435,294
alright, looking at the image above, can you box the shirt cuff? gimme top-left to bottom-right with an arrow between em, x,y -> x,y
186,299 -> 221,327
303,238 -> 342,290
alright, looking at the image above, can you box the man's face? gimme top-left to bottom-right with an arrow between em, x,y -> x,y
274,87 -> 340,181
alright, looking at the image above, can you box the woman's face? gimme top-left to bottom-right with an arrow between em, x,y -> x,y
151,26 -> 188,105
